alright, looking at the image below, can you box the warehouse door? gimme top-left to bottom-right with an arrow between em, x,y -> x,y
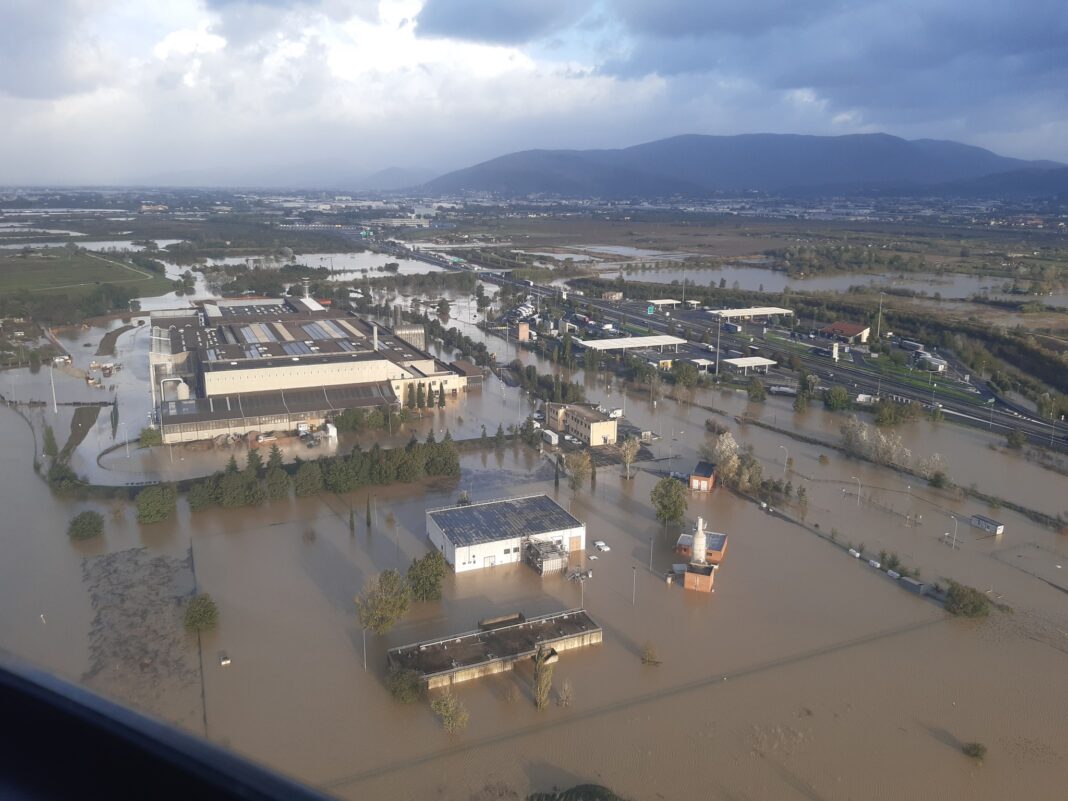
483,555 -> 496,568
569,535 -> 583,552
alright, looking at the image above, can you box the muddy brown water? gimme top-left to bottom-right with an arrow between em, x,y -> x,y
4,394 -> 1068,799
3,309 -> 1068,799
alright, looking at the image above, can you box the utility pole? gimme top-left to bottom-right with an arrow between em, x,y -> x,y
648,536 -> 653,571
50,364 -> 58,415
875,292 -> 885,340
715,322 -> 722,377
632,566 -> 636,606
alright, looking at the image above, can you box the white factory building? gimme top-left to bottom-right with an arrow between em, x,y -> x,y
426,495 -> 586,573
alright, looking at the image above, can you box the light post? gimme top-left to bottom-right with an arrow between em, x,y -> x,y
648,536 -> 654,571
779,444 -> 789,477
947,515 -> 959,550
875,292 -> 885,340
987,397 -> 995,430
851,475 -> 861,508
632,566 -> 636,606
120,422 -> 130,458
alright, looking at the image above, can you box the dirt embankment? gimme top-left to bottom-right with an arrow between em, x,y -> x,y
96,324 -> 135,356
59,405 -> 102,462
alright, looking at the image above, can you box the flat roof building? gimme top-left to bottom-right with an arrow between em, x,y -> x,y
721,356 -> 777,375
707,307 -> 793,321
427,495 -> 586,573
574,335 -> 685,352
546,402 -> 618,446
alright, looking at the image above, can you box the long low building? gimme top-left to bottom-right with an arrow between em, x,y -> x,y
707,306 -> 794,320
722,356 -> 777,374
387,609 -> 602,688
574,334 -> 686,352
427,495 -> 586,573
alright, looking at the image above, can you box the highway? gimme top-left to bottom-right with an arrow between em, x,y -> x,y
371,237 -> 1066,452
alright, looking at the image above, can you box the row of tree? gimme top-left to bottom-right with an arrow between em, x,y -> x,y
136,434 -> 462,523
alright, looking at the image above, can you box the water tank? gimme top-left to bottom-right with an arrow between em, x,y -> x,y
176,381 -> 191,400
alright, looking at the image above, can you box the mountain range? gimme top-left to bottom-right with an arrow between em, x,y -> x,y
420,133 -> 1067,199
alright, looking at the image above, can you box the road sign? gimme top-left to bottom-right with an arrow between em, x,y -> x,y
647,306 -> 655,314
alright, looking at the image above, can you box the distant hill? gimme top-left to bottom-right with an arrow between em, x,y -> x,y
421,133 -> 1063,198
941,166 -> 1068,199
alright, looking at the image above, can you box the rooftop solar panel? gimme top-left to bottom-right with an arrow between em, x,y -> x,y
428,495 -> 582,547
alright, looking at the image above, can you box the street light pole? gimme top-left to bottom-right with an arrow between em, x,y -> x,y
987,398 -> 995,430
779,444 -> 789,477
648,536 -> 653,571
632,566 -> 636,606
851,475 -> 861,507
876,292 -> 885,340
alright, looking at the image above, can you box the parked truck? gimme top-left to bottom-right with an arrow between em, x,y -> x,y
542,430 -> 559,446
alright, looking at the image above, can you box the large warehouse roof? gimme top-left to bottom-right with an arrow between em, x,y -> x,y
575,335 -> 686,351
428,495 -> 582,547
722,356 -> 777,368
707,307 -> 793,319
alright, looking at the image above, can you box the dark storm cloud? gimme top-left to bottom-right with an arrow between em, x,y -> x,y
600,0 -> 1068,124
415,0 -> 594,44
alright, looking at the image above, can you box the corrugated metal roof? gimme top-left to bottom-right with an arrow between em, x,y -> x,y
428,495 -> 582,547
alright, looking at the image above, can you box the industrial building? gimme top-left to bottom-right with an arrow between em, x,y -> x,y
819,321 -> 871,344
545,402 -> 618,446
426,495 -> 586,573
149,295 -> 468,444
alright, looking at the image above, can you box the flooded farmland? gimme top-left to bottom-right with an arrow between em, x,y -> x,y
2,296 -> 1067,800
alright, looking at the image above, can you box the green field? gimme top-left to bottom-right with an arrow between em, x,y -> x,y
0,248 -> 174,296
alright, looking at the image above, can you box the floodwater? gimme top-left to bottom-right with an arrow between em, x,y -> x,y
2,293 -> 1067,799
606,263 -> 1068,307
194,251 -> 445,278
0,238 -> 184,251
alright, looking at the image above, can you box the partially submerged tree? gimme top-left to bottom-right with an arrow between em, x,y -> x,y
564,450 -> 592,491
67,510 -> 103,541
407,550 -> 447,602
651,477 -> 687,528
619,436 -> 640,479
184,593 -> 219,632
355,569 -> 411,635
136,484 -> 177,524
386,668 -> 425,704
533,646 -> 555,710
431,690 -> 469,734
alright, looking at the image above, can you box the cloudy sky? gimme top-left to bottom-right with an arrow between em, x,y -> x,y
2,0 -> 1066,185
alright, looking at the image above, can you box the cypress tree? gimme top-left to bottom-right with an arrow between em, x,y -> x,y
438,382 -> 446,407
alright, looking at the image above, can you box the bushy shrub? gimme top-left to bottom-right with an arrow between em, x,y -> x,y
68,510 -> 103,540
